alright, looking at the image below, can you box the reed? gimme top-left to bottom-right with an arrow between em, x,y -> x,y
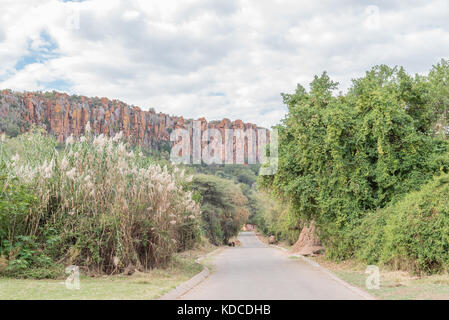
0,127 -> 201,275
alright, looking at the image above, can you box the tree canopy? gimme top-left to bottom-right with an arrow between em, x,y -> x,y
261,61 -> 449,260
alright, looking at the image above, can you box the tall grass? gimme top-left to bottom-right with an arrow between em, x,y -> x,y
0,126 -> 201,276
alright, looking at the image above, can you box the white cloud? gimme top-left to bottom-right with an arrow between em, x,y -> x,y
0,0 -> 448,128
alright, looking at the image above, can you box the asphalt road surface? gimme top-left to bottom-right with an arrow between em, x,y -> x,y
181,231 -> 369,300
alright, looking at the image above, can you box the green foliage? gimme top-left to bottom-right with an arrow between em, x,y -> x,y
249,192 -> 299,244
190,163 -> 274,243
191,174 -> 249,245
261,61 -> 449,264
0,176 -> 46,277
427,59 -> 449,136
355,174 -> 449,274
193,163 -> 260,186
0,102 -> 29,138
239,183 -> 261,223
0,130 -> 202,277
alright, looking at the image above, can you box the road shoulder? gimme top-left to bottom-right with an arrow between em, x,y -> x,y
254,231 -> 375,300
311,255 -> 449,300
158,247 -> 224,300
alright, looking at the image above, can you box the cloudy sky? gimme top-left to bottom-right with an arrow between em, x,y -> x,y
0,0 -> 448,128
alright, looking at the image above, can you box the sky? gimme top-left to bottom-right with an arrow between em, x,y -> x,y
0,0 -> 448,128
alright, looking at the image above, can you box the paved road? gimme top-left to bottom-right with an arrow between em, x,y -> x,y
181,231 -> 369,300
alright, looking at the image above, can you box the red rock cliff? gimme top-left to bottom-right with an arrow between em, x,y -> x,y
0,90 -> 267,161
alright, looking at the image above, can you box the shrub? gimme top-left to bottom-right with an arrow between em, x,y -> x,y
260,63 -> 449,261
191,174 -> 249,245
355,174 -> 449,274
0,127 -> 201,276
247,190 -> 299,244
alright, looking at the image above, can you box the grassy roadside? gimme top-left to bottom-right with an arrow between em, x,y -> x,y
310,256 -> 449,300
0,242 -> 217,300
255,230 -> 449,300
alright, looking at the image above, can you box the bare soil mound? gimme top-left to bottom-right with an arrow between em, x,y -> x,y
291,221 -> 324,256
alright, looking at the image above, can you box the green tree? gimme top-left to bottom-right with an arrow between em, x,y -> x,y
428,59 -> 449,136
191,174 -> 249,245
261,64 -> 449,259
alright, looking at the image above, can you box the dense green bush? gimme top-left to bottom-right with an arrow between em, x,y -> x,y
193,163 -> 260,187
261,61 -> 449,264
354,174 -> 449,274
246,189 -> 299,244
191,164 -> 270,240
0,175 -> 56,277
0,129 -> 201,277
191,174 -> 249,245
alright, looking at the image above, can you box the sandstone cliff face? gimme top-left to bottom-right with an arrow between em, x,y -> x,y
0,90 -> 266,160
